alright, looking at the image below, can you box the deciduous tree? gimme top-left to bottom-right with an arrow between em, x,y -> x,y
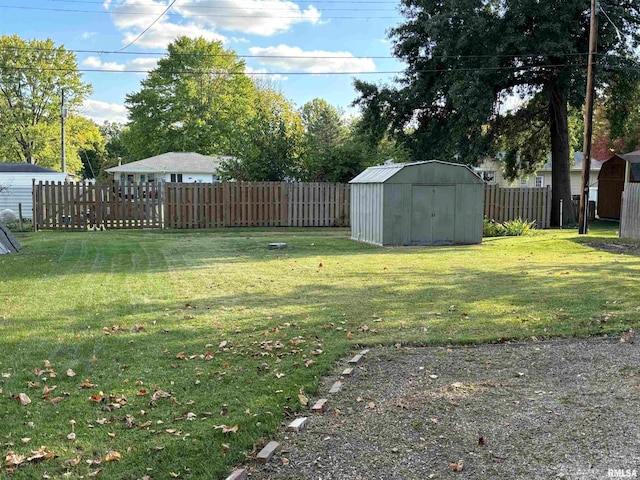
354,0 -> 640,225
0,35 -> 91,170
124,37 -> 257,160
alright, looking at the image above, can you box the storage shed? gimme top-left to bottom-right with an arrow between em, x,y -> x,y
597,154 -> 640,220
350,161 -> 484,246
0,164 -> 67,219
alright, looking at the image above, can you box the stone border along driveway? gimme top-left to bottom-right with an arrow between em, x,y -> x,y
228,335 -> 640,480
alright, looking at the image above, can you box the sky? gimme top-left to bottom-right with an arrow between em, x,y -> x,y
1,0 -> 406,125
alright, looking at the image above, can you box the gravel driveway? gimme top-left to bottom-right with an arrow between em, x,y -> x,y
248,335 -> 640,480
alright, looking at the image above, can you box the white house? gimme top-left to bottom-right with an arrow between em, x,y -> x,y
106,152 -> 230,184
0,163 -> 67,219
476,152 -> 603,200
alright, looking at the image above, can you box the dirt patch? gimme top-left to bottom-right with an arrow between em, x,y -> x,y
248,336 -> 640,480
584,240 -> 640,255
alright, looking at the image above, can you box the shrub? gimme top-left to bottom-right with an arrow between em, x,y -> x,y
483,217 -> 535,237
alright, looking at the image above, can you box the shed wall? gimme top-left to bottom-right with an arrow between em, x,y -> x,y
350,183 -> 384,245
0,173 -> 66,219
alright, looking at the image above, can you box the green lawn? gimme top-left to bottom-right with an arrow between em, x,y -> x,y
1,223 -> 638,479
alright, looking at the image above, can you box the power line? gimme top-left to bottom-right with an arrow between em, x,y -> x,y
0,63 -> 586,76
46,0 -> 399,5
43,0 -> 399,11
116,0 -> 177,51
0,45 -> 593,61
0,4 -> 398,19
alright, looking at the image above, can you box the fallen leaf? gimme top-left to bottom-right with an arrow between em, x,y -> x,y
449,460 -> 464,472
346,331 -> 353,340
26,447 -> 55,462
79,379 -> 96,389
67,433 -> 76,441
21,438 -> 31,444
219,340 -> 228,348
367,401 -> 376,409
213,424 -> 238,434
305,359 -> 314,368
90,355 -> 98,363
275,373 -> 285,379
66,369 -> 76,377
298,393 -> 308,407
4,452 -> 26,467
105,451 -> 121,462
169,473 -> 180,478
15,393 -> 31,406
89,393 -> 104,403
282,457 -> 290,466
43,385 -> 57,395
87,469 -> 102,477
66,456 -> 81,467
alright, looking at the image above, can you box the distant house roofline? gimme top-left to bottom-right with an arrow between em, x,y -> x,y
0,163 -> 63,174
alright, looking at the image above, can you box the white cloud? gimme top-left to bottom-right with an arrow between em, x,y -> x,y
119,21 -> 225,49
81,99 -> 128,124
106,0 -> 320,49
81,32 -> 97,39
245,66 -> 288,82
128,57 -> 160,69
174,0 -> 321,36
82,56 -> 126,71
249,45 -> 377,74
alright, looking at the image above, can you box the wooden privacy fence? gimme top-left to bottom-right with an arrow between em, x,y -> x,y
165,182 -> 349,229
164,182 -> 287,228
620,183 -> 640,239
33,181 -> 350,230
33,181 -> 163,230
484,184 -> 552,229
34,181 -> 550,231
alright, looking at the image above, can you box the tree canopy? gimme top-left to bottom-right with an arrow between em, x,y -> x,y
354,0 -> 640,225
0,35 -> 92,171
124,36 -> 257,160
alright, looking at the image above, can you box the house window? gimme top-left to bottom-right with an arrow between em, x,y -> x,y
140,174 -> 146,183
535,176 -> 544,188
120,173 -> 125,184
212,175 -> 219,182
481,171 -> 496,183
520,176 -> 528,186
170,174 -> 183,182
148,173 -> 155,182
127,174 -> 134,183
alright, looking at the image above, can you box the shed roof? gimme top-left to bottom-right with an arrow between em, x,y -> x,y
106,152 -> 231,174
0,163 -> 61,173
350,160 -> 482,184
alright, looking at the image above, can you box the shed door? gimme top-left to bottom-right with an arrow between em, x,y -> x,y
411,185 -> 456,245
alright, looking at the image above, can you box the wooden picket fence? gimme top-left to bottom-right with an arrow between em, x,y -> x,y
32,181 -> 163,230
484,184 -> 552,229
33,181 -> 350,230
620,183 -> 640,239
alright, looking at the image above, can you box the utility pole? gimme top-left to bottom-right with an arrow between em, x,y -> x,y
579,0 -> 598,234
61,89 -> 68,175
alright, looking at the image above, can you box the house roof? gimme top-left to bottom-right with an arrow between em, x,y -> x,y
618,150 -> 640,163
350,160 -> 481,184
0,163 -> 61,174
105,152 -> 231,174
538,152 -> 604,172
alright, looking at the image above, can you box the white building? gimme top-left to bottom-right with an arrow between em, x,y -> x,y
0,163 -> 67,219
106,152 -> 230,184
